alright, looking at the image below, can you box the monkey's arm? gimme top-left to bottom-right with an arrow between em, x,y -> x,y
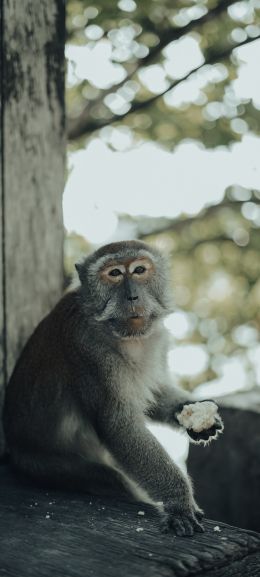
98,398 -> 203,536
147,385 -> 223,444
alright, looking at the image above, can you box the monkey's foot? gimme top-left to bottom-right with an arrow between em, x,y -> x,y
161,504 -> 205,537
176,401 -> 224,446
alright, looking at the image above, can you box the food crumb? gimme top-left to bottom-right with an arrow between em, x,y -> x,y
45,514 -> 51,519
214,526 -> 221,532
136,527 -> 144,532
138,511 -> 145,516
177,401 -> 219,433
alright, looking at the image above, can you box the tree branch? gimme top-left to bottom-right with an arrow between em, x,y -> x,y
130,0 -> 239,71
68,34 -> 260,141
68,0 -> 239,126
137,198 -> 260,240
83,0 -> 238,97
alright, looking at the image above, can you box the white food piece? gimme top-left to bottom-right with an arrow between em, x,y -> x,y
138,511 -> 145,516
177,401 -> 218,433
136,527 -> 144,532
214,525 -> 221,532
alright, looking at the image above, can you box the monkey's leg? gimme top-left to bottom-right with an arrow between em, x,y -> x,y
10,450 -> 136,500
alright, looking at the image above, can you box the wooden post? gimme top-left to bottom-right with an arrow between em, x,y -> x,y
0,1 -> 4,450
0,0 -> 65,452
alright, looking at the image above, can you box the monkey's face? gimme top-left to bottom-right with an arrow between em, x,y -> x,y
97,255 -> 161,338
76,241 -> 172,339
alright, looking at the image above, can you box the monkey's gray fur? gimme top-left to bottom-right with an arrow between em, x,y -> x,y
4,240 -> 223,536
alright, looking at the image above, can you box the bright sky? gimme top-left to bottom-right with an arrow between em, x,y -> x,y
64,132 -> 260,243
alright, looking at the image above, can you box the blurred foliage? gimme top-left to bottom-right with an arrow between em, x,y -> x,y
64,232 -> 91,281
143,188 -> 260,390
66,0 -> 260,149
64,1 -> 260,391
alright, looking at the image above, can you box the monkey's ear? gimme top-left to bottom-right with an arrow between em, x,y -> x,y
75,262 -> 85,284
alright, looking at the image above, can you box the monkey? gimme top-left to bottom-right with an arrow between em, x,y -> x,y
3,240 -> 223,537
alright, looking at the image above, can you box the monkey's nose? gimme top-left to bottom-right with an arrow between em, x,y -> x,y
127,295 -> 138,301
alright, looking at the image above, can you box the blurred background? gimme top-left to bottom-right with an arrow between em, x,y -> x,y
64,0 -> 260,413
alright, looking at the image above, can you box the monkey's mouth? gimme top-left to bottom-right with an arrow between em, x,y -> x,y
128,311 -> 144,319
127,304 -> 145,317
109,313 -> 144,323
127,315 -> 145,328
108,312 -> 152,338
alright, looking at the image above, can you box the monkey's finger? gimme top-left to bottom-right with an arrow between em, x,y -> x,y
160,514 -> 187,536
160,514 -> 171,534
170,517 -> 188,536
192,517 -> 205,533
194,508 -> 204,521
170,514 -> 198,536
181,514 -> 204,535
161,511 -> 204,536
215,417 -> 224,431
182,517 -> 195,536
188,422 -> 223,443
187,428 -> 213,442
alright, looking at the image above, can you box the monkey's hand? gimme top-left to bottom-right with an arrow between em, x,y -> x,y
176,400 -> 224,445
161,500 -> 204,536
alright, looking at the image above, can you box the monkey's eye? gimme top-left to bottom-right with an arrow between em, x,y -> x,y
109,268 -> 123,277
134,266 -> 146,275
